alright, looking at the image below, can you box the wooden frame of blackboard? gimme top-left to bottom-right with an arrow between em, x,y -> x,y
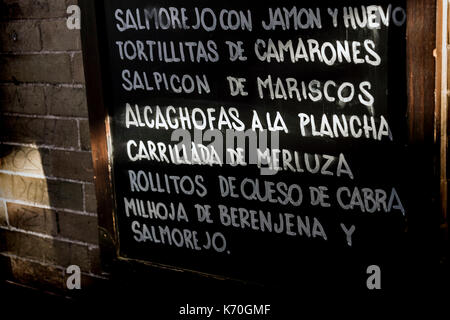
80,0 -> 441,282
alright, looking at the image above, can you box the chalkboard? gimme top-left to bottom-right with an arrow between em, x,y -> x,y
81,0 -> 439,291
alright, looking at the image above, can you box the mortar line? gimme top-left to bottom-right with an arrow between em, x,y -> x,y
0,82 -> 85,88
0,252 -> 109,279
0,225 -> 100,249
0,198 -> 97,217
2,200 -> 9,226
1,112 -> 88,121
1,141 -> 92,153
37,15 -> 44,52
76,119 -> 82,150
0,169 -> 89,184
3,18 -> 74,23
0,50 -> 81,55
82,183 -> 86,212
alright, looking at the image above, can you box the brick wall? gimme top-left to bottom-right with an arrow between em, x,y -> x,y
0,0 -> 105,294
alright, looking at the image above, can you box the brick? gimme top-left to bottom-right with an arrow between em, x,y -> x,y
0,254 -> 65,292
0,173 -> 48,204
0,0 -> 67,19
0,145 -> 47,176
0,54 -> 72,83
7,203 -> 98,245
84,183 -> 97,213
0,200 -> 7,226
50,150 -> 94,182
0,173 -> 84,211
47,179 -> 84,211
79,119 -> 91,150
0,85 -> 46,115
50,150 -> 93,181
41,19 -> 81,51
0,228 -> 91,271
88,246 -> 102,274
72,52 -> 85,83
45,86 -> 87,117
58,212 -> 98,244
0,21 -> 41,52
7,203 -> 57,235
0,116 -> 78,148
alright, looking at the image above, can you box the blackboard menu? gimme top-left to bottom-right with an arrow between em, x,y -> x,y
100,0 -> 411,288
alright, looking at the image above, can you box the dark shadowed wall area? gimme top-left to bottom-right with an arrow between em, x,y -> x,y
0,0 -> 106,296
